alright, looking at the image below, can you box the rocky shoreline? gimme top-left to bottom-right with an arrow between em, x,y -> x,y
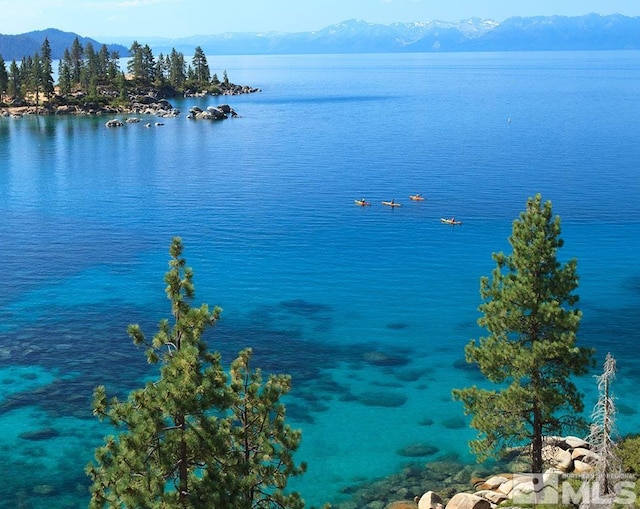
0,98 -> 177,119
0,83 -> 261,119
328,435 -> 604,509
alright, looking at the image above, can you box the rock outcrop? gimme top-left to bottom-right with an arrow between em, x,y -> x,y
386,436 -> 601,509
187,104 -> 237,120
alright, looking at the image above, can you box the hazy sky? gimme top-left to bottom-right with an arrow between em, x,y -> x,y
1,0 -> 640,39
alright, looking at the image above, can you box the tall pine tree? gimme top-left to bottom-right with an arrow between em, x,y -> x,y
87,237 -> 306,508
452,194 -> 594,472
40,38 -> 55,99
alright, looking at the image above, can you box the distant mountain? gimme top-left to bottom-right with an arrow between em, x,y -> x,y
135,14 -> 640,55
467,13 -> 640,51
2,14 -> 640,61
139,18 -> 500,55
0,28 -> 129,61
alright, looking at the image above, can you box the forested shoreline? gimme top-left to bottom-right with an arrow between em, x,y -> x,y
0,36 -> 259,116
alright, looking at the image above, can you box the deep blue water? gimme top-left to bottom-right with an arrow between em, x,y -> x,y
1,51 -> 640,508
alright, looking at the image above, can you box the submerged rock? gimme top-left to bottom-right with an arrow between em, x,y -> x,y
397,443 -> 440,458
19,427 -> 60,441
357,390 -> 407,408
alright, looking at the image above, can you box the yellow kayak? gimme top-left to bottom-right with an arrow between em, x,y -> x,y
354,199 -> 371,206
409,194 -> 425,201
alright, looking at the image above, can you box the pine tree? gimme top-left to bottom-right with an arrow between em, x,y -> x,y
140,44 -> 156,84
168,49 -> 186,89
97,45 -> 110,81
0,55 -> 8,103
70,36 -> 84,85
107,49 -> 121,81
83,42 -> 99,94
154,53 -> 167,86
452,194 -> 594,472
58,50 -> 73,97
86,237 -> 306,508
40,38 -> 55,99
191,46 -> 210,87
8,60 -> 21,99
127,41 -> 143,80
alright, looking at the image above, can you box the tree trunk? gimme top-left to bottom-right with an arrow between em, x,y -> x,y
178,413 -> 189,508
532,398 -> 543,473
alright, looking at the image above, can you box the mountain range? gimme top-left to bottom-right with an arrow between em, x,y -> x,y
1,13 -> 640,61
0,29 -> 128,61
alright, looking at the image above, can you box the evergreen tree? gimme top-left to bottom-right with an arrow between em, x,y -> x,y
83,41 -> 99,91
128,42 -> 156,84
40,38 -> 55,99
70,36 -> 84,85
31,52 -> 42,111
168,48 -> 186,89
116,71 -> 127,102
154,53 -> 167,86
20,55 -> 31,92
452,194 -> 594,472
107,49 -> 121,81
97,44 -> 110,81
58,50 -> 73,97
127,41 -> 143,80
0,55 -> 8,103
87,237 -> 306,508
141,44 -> 156,83
186,64 -> 195,83
8,60 -> 21,99
191,46 -> 211,86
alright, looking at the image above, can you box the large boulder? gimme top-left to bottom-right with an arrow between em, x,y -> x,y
571,447 -> 599,463
418,490 -> 443,509
474,490 -> 508,504
550,447 -> 573,471
206,106 -> 228,119
55,105 -> 77,115
445,493 -> 490,509
187,105 -> 231,120
475,475 -> 510,490
572,459 -> 595,474
565,436 -> 590,449
105,118 -> 124,127
135,95 -> 157,105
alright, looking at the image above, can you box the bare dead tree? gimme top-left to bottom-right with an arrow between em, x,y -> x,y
586,352 -> 621,499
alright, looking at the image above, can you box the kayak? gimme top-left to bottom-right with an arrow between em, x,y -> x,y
409,194 -> 425,201
354,199 -> 371,206
441,218 -> 462,225
382,201 -> 401,207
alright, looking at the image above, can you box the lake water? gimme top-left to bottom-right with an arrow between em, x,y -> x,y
1,51 -> 640,508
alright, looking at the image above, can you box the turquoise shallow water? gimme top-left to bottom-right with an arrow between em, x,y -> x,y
1,51 -> 640,508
